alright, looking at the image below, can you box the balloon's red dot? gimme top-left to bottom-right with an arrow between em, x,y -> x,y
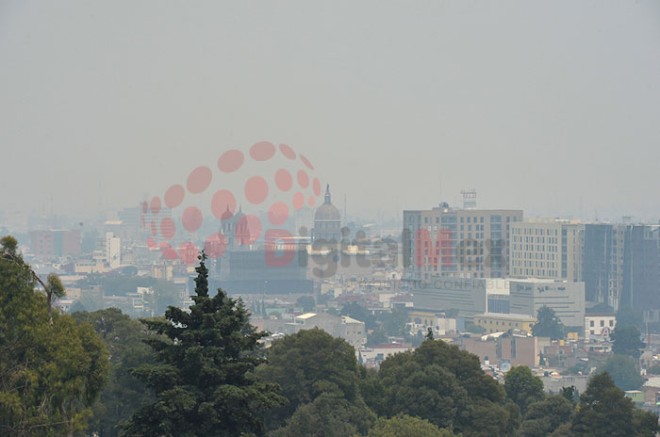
147,237 -> 156,249
279,143 -> 296,159
292,192 -> 304,210
307,195 -> 316,208
250,141 -> 276,161
236,215 -> 262,244
164,184 -> 185,208
178,242 -> 198,265
268,202 -> 290,226
244,176 -> 269,204
300,154 -> 314,170
275,169 -> 293,192
211,189 -> 237,219
182,206 -> 203,232
150,197 -> 161,214
204,233 -> 227,259
160,217 -> 176,239
218,149 -> 244,173
297,170 -> 309,188
187,166 -> 212,194
313,178 -> 321,196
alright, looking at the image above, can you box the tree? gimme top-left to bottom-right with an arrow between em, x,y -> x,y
0,236 -> 109,436
122,253 -> 284,436
518,395 -> 574,437
503,366 -> 544,415
632,408 -> 660,437
531,306 -> 564,340
270,392 -> 375,437
616,306 -> 643,331
368,338 -> 516,436
611,325 -> 645,358
258,328 -> 363,428
571,372 -> 659,436
367,414 -> 457,437
340,302 -> 375,328
72,308 -> 155,437
571,372 -> 634,437
600,354 -> 644,391
296,295 -> 315,313
378,307 -> 408,337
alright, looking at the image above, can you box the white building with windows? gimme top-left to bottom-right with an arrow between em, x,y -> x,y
584,314 -> 616,340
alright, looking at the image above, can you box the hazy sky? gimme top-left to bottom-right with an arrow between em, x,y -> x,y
2,1 -> 659,223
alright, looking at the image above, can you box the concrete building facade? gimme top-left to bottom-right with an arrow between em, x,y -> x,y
509,220 -> 583,282
509,278 -> 586,329
403,203 -> 523,285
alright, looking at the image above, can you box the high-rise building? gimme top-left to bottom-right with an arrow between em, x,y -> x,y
582,224 -> 626,308
509,220 -> 583,282
403,203 -> 523,286
513,222 -> 660,313
621,225 -> 660,311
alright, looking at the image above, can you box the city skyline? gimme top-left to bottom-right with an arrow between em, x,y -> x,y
2,1 -> 659,222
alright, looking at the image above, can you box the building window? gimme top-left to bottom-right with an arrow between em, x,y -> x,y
590,320 -> 594,327
600,320 -> 605,327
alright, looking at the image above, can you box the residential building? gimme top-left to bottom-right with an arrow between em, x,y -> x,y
403,202 -> 522,285
509,220 -> 583,282
584,313 -> 616,340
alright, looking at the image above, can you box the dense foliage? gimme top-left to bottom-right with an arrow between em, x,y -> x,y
0,236 -> 109,436
72,308 -> 155,436
611,325 -> 645,358
122,253 -> 284,436
532,306 -> 564,340
3,239 -> 660,436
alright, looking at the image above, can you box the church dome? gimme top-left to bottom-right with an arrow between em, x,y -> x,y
314,185 -> 340,221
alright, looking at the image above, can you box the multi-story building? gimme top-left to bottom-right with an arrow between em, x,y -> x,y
621,225 -> 660,312
509,278 -> 585,330
412,277 -> 510,321
30,229 -> 81,259
473,312 -> 537,334
584,313 -> 616,340
403,203 -> 522,285
580,223 -> 660,312
582,223 -> 626,308
509,220 -> 583,282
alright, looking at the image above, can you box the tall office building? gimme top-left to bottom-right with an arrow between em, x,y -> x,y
403,203 -> 523,286
582,224 -> 626,308
509,220 -> 583,282
513,222 -> 660,313
621,225 -> 660,311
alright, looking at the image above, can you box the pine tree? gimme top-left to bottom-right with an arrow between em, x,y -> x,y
123,253 -> 284,436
